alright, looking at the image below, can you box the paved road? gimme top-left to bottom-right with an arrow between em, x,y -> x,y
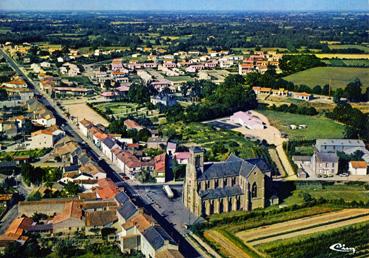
1,48 -> 200,258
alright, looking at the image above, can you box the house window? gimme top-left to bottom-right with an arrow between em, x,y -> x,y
252,183 -> 257,198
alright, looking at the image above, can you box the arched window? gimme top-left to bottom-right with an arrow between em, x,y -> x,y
252,183 -> 257,198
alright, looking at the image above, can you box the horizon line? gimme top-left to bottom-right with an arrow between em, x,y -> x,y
0,9 -> 368,12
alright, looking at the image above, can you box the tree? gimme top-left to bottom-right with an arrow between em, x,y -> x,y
344,79 -> 363,102
128,83 -> 150,103
138,128 -> 152,142
62,182 -> 80,197
0,88 -> 8,101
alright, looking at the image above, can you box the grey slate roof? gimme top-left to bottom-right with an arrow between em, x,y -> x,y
199,186 -> 243,200
117,200 -> 138,221
316,152 -> 339,163
142,225 -> 176,250
115,192 -> 130,206
316,139 -> 365,150
102,137 -> 116,149
198,154 -> 267,181
64,164 -> 80,172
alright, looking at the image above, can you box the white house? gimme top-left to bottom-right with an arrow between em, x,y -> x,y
230,111 -> 265,130
27,126 -> 65,149
101,138 -> 120,161
349,161 -> 368,176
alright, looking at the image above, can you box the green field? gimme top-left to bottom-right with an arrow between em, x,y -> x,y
283,182 -> 369,206
166,75 -> 194,82
328,44 -> 369,53
284,67 -> 369,89
323,59 -> 369,67
259,110 -> 345,140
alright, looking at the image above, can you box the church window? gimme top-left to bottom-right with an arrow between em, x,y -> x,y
252,182 -> 257,198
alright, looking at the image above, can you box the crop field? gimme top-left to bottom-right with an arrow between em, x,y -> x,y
202,205 -> 369,258
328,44 -> 369,53
202,206 -> 339,258
323,59 -> 369,67
316,53 -> 369,59
284,66 -> 369,89
238,209 -> 369,245
258,220 -> 369,258
258,110 -> 345,141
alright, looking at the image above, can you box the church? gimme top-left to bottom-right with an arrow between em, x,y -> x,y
183,147 -> 272,217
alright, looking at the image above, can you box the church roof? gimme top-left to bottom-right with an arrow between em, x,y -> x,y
199,186 -> 243,200
197,154 -> 267,181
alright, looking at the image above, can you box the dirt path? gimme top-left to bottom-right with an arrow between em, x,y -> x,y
204,230 -> 251,258
235,209 -> 369,246
62,102 -> 109,127
232,110 -> 297,179
268,148 -> 286,177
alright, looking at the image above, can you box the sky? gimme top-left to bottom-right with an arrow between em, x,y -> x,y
0,0 -> 368,11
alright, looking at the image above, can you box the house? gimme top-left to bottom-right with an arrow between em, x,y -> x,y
124,119 -> 143,131
27,126 -> 65,149
230,111 -> 265,130
115,192 -> 183,258
311,150 -> 339,176
79,119 -> 94,137
153,153 -> 166,183
252,87 -> 272,95
79,162 -> 106,180
166,142 -> 177,156
183,147 -> 272,216
53,87 -> 93,97
349,161 -> 368,176
294,92 -> 313,101
174,152 -> 190,165
272,88 -> 289,97
150,80 -> 173,92
316,139 -> 366,154
238,63 -> 254,75
116,151 -> 142,175
147,137 -> 168,149
0,217 -> 33,247
150,93 -> 177,107
101,137 -> 120,161
52,200 -> 84,234
2,78 -> 27,88
95,178 -> 119,199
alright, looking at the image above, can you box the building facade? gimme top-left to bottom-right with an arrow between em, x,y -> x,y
183,147 -> 271,217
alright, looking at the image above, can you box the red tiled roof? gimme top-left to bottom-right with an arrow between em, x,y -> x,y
96,178 -> 119,199
350,161 -> 368,169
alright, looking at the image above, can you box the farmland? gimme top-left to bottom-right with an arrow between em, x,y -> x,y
323,59 -> 369,67
328,44 -> 369,53
258,110 -> 345,141
315,53 -> 369,59
201,205 -> 369,258
284,66 -> 369,89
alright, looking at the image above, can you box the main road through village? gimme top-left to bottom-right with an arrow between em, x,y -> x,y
0,48 -> 200,258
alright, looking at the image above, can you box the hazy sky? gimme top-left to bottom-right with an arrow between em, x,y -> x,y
0,0 -> 368,11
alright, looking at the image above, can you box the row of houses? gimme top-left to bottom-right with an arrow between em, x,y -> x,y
252,86 -> 314,101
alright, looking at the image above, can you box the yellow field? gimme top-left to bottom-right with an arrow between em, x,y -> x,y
316,53 -> 369,59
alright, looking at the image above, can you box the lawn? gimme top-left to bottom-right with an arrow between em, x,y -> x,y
62,76 -> 93,86
284,66 -> 369,89
161,122 -> 264,161
259,110 -> 345,141
166,76 -> 194,82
